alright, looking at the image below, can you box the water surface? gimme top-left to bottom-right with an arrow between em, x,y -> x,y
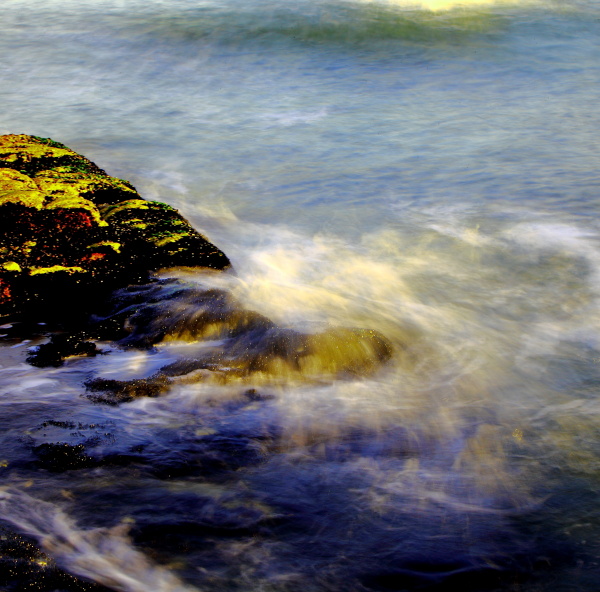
1,0 -> 600,590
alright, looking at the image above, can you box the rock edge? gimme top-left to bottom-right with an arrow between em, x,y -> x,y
0,134 -> 230,320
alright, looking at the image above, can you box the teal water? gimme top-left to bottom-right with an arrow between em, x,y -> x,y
2,0 -> 600,590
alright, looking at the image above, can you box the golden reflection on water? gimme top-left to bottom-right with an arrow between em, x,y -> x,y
361,0 -> 542,12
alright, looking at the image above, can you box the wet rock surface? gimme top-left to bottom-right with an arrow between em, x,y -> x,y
26,332 -> 104,367
0,525 -> 112,592
74,277 -> 393,405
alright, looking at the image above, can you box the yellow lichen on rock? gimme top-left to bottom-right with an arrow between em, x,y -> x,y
2,261 -> 21,272
34,168 -> 137,203
34,178 -> 83,201
87,241 -> 122,253
0,135 -> 76,165
127,220 -> 148,229
22,241 -> 36,255
0,134 -> 231,317
0,189 -> 47,209
99,199 -> 151,218
0,169 -> 46,208
0,135 -> 139,215
29,265 -> 85,276
45,194 -> 107,226
151,231 -> 189,247
0,168 -> 38,191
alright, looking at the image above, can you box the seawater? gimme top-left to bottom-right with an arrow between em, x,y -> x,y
1,0 -> 600,590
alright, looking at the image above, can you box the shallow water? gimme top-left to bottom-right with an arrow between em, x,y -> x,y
2,0 -> 600,590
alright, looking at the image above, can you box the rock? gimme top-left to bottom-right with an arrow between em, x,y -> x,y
1,135 -> 394,396
81,277 -> 394,401
0,134 -> 230,320
0,525 -> 112,592
26,332 -> 103,367
85,376 -> 171,406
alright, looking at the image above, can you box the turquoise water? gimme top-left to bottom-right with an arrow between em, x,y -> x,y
2,0 -> 600,590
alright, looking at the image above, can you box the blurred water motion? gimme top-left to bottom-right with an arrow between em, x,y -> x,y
2,0 -> 600,589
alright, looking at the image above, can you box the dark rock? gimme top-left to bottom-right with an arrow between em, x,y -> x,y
85,375 -> 171,405
100,199 -> 230,271
243,388 -> 275,402
0,525 -> 112,592
93,278 -> 274,348
32,442 -> 99,472
96,278 -> 393,377
27,332 -> 103,367
0,134 -> 230,321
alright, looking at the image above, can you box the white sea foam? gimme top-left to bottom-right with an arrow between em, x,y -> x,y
83,348 -> 178,381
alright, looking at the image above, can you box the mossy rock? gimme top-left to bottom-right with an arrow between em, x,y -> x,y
0,134 -> 230,320
3,136 -> 394,408
0,134 -> 104,176
34,167 -> 138,206
0,169 -> 46,209
100,199 -> 230,270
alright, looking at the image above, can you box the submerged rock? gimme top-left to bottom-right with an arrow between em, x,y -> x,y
85,375 -> 172,405
0,134 -> 230,319
26,332 -> 102,367
83,278 -> 394,401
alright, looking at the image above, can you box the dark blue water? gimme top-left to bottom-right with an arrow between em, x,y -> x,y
2,0 -> 600,590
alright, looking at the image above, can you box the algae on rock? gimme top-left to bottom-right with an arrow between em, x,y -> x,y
0,134 -> 230,319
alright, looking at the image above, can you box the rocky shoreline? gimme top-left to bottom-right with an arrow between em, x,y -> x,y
0,134 -> 230,322
0,135 -> 394,591
0,134 -> 393,384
